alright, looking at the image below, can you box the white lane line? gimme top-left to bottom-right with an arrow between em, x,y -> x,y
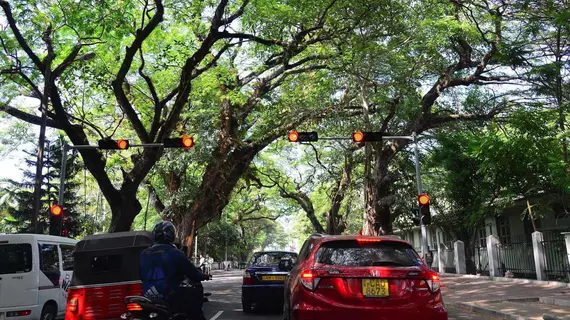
210,311 -> 223,320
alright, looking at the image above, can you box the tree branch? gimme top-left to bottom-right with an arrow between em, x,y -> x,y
0,102 -> 61,128
111,0 -> 164,143
0,1 -> 44,70
220,0 -> 250,25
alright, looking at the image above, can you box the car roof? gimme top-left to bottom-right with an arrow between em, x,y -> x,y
311,234 -> 410,246
0,233 -> 78,244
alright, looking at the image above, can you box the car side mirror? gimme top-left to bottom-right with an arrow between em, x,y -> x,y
278,258 -> 293,271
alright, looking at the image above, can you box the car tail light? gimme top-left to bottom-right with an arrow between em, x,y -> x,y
356,237 -> 381,243
127,303 -> 143,311
243,271 -> 254,285
68,297 -> 78,312
299,270 -> 320,291
425,273 -> 441,293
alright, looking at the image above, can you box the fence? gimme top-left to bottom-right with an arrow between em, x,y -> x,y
475,246 -> 489,276
542,231 -> 570,281
497,235 -> 536,279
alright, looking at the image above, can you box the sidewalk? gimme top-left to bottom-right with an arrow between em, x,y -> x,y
442,275 -> 570,319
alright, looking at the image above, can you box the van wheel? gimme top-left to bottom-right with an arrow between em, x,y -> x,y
242,301 -> 252,313
40,304 -> 56,320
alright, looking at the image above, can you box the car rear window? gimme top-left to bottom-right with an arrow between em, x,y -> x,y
0,243 -> 33,274
249,252 -> 298,267
315,240 -> 422,267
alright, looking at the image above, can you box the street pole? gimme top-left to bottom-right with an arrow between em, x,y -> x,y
194,234 -> 198,265
412,132 -> 429,258
32,59 -> 52,234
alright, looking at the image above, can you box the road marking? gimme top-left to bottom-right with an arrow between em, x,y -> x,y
210,311 -> 223,320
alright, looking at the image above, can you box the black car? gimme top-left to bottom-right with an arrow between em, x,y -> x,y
241,251 -> 298,313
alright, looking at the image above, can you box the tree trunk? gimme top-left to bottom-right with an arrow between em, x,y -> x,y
179,145 -> 261,241
107,182 -> 142,232
363,152 -> 393,235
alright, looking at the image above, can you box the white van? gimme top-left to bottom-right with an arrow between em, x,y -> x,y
0,234 -> 78,320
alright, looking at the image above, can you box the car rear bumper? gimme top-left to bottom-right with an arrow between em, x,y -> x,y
0,305 -> 40,320
312,305 -> 447,320
242,285 -> 284,306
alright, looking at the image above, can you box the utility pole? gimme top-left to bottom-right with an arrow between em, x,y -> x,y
412,132 -> 429,258
32,32 -> 53,234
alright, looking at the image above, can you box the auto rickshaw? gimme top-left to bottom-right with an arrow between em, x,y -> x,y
64,231 -> 153,320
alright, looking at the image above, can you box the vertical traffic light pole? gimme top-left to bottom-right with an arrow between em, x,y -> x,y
412,132 -> 429,258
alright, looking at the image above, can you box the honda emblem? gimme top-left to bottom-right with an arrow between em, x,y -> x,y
370,270 -> 380,277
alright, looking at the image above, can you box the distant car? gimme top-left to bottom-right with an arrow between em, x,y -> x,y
241,251 -> 298,313
282,234 -> 447,320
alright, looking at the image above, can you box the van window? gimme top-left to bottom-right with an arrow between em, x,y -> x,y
0,243 -> 32,274
60,244 -> 75,271
39,244 -> 60,272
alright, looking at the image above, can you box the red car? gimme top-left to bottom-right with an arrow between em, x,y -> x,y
283,234 -> 447,320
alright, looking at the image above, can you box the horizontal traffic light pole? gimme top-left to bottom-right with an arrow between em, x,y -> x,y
58,139 -> 195,210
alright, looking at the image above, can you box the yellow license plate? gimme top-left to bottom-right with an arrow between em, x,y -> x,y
362,279 -> 389,297
262,275 -> 286,281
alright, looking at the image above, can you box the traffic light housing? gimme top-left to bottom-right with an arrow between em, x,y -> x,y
49,204 -> 63,236
164,136 -> 195,149
287,130 -> 318,142
352,131 -> 383,143
411,208 -> 420,226
418,193 -> 431,225
98,139 -> 129,150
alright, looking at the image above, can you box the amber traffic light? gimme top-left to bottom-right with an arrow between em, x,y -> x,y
50,204 -> 63,216
98,139 -> 130,150
418,193 -> 431,225
288,130 -> 299,142
352,131 -> 383,143
418,193 -> 430,206
352,131 -> 365,143
287,130 -> 318,142
164,136 -> 195,148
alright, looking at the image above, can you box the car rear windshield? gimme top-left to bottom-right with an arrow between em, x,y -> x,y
249,252 -> 298,267
0,243 -> 33,274
315,240 -> 422,267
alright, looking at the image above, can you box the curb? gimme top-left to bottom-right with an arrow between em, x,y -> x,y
440,273 -> 570,288
450,301 -> 526,319
450,297 -> 570,319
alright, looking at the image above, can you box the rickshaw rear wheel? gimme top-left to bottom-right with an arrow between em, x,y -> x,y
40,304 -> 56,320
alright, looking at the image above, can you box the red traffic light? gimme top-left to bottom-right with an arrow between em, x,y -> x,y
288,130 -> 299,142
182,136 -> 194,148
50,204 -> 63,216
418,193 -> 430,206
352,131 -> 364,143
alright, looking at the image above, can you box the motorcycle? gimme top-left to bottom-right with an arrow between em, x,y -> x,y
121,279 -> 212,320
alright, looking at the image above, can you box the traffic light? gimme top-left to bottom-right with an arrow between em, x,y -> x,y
287,130 -> 318,142
164,136 -> 195,149
98,139 -> 129,150
50,204 -> 62,216
418,193 -> 431,225
352,131 -> 383,143
49,204 -> 63,236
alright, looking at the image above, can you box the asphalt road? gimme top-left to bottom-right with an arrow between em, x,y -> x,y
201,271 -> 489,320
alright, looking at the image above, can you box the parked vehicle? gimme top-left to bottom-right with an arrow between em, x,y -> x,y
282,234 -> 447,320
241,251 -> 298,313
0,233 -> 77,320
64,231 -> 153,320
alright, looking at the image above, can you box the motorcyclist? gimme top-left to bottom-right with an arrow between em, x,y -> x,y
140,221 -> 211,320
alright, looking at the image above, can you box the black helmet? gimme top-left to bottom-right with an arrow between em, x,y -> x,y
152,221 -> 176,244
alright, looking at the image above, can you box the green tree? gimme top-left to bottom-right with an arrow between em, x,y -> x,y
1,136 -> 88,236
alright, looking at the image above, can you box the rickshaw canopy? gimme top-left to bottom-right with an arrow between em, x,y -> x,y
70,231 -> 153,286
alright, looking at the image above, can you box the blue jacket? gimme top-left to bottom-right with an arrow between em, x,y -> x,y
139,243 -> 208,300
